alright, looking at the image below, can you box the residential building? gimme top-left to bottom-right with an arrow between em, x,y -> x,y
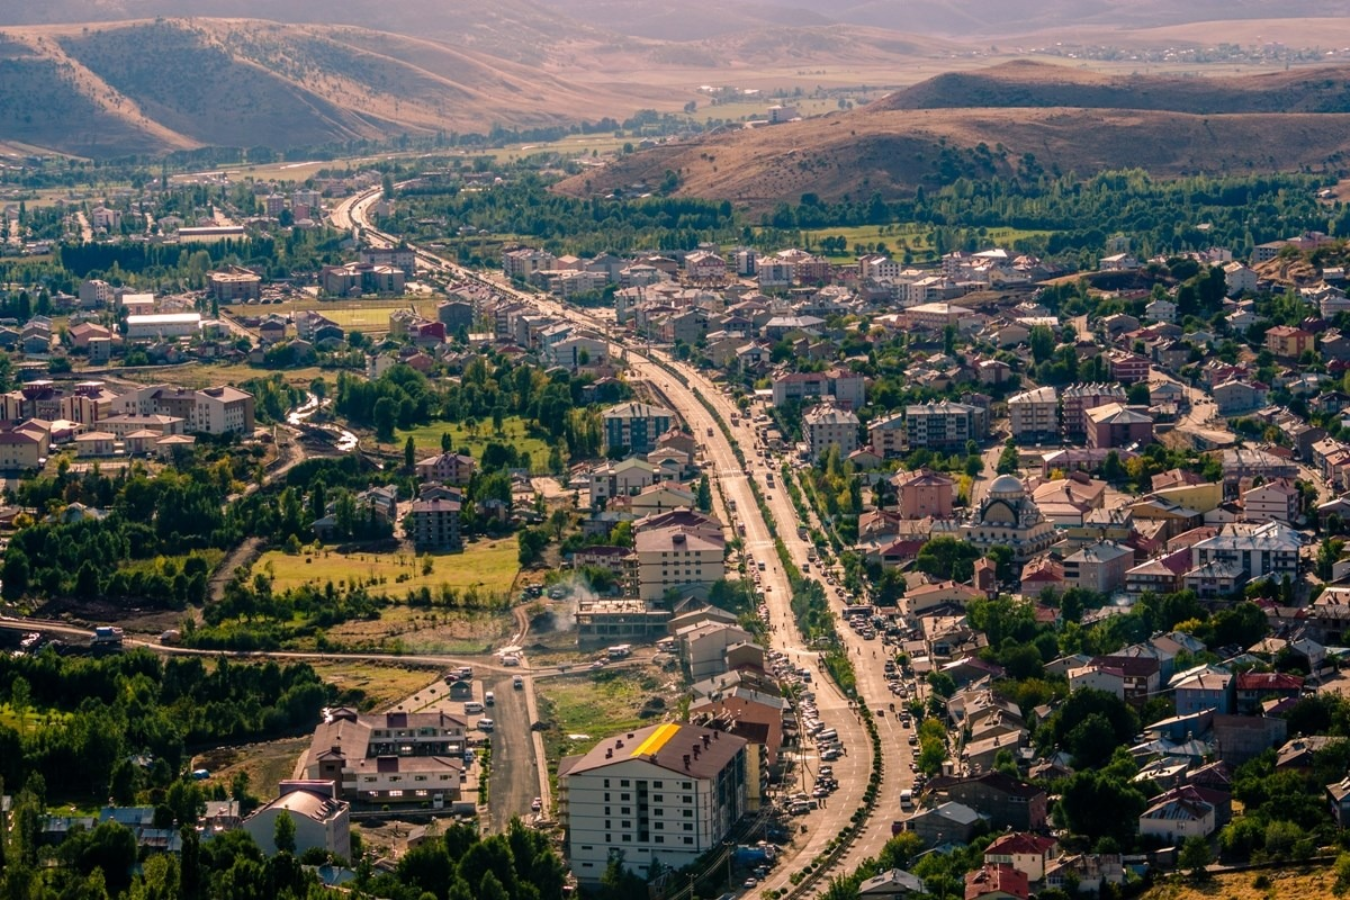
116,384 -> 255,434
79,279 -> 114,309
982,833 -> 1058,882
964,864 -> 1030,900
1213,380 -> 1269,416
857,869 -> 926,900
125,313 -> 202,339
590,457 -> 661,503
1008,387 -> 1059,443
558,723 -> 749,884
1242,479 -> 1300,524
502,248 -> 557,280
1265,325 -> 1314,359
242,782 -> 350,859
360,246 -> 417,277
303,708 -> 467,804
1105,350 -> 1151,384
804,405 -> 860,461
771,370 -> 866,410
1138,794 -> 1215,842
895,469 -> 955,520
1235,672 -> 1303,715
909,801 -> 986,847
1173,669 -> 1235,716
869,412 -> 906,459
635,526 -> 726,602
407,498 -> 462,552
1071,655 -> 1161,706
209,268 -> 262,303
903,400 -> 987,451
603,402 -> 675,455
0,427 -> 48,470
1223,261 -> 1259,296
320,263 -> 405,296
1085,403 -> 1154,450
928,771 -> 1048,831
416,452 -> 477,486
1061,540 -> 1133,595
1062,384 -> 1127,438
1189,521 -> 1301,579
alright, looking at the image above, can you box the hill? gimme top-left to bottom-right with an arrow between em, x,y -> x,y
0,18 -> 683,157
554,62 -> 1350,209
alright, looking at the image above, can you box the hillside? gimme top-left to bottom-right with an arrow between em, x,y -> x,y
0,19 -> 683,157
554,63 -> 1350,209
878,61 -> 1350,114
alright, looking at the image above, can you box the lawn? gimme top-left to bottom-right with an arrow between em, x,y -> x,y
0,703 -> 72,733
792,224 -> 1056,262
397,416 -> 554,473
257,537 -> 521,598
537,667 -> 670,774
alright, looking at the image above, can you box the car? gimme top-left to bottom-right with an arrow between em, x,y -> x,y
821,748 -> 841,761
477,718 -> 495,732
743,878 -> 758,889
590,660 -> 606,670
818,765 -> 833,777
513,676 -> 525,689
531,797 -> 542,812
484,691 -> 496,706
501,655 -> 521,667
812,787 -> 830,798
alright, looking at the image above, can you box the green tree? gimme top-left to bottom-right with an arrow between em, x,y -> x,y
405,436 -> 417,470
1179,834 -> 1212,878
916,536 -> 981,582
274,810 -> 297,854
996,440 -> 1020,475
696,475 -> 713,513
1029,325 -> 1056,364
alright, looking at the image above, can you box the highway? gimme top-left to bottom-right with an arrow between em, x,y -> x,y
339,202 -> 907,890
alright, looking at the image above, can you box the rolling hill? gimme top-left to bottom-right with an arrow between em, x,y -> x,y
0,18 -> 685,157
554,61 -> 1350,209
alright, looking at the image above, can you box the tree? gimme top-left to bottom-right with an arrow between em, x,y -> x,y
1029,325 -> 1056,364
916,536 -> 981,582
373,397 -> 398,442
996,440 -> 1020,475
696,475 -> 713,513
1178,834 -> 1212,878
274,810 -> 297,854
405,436 -> 417,470
1057,771 -> 1147,845
441,432 -> 452,452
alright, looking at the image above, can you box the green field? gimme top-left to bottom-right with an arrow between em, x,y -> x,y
538,668 -> 664,773
397,416 -> 554,473
223,298 -> 442,333
258,537 -> 520,597
118,361 -> 328,390
793,224 -> 1057,261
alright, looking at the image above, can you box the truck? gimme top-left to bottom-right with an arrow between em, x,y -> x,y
91,626 -> 124,647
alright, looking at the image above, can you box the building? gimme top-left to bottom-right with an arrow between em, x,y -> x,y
1173,670 -> 1235,716
804,405 -> 860,461
929,771 -> 1048,831
1224,261 -> 1259,296
1008,387 -> 1059,443
125,313 -> 202,339
964,864 -> 1030,900
1213,380 -> 1268,416
416,452 -> 477,487
1265,325 -> 1314,359
590,457 -> 661,503
0,427 -> 48,470
903,401 -> 987,450
857,869 -> 926,900
558,723 -> 749,884
635,526 -> 726,602
79,279 -> 114,309
321,262 -> 405,297
1138,794 -> 1215,842
771,370 -> 866,410
242,782 -> 350,859
360,246 -> 417,277
603,402 -> 675,455
116,384 -> 255,434
407,498 -> 463,552
1235,672 -> 1303,715
304,708 -> 467,804
982,833 -> 1058,882
1241,479 -> 1300,524
1062,384 -> 1127,438
958,475 -> 1057,562
1085,403 -> 1154,450
209,268 -> 262,303
1062,541 -> 1133,595
1105,350 -> 1151,384
895,469 -> 955,520
1190,521 -> 1301,579
502,248 -> 558,281
869,412 -> 906,459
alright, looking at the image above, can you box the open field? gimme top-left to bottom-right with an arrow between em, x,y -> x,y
537,665 -> 673,772
325,605 -> 516,655
309,659 -> 444,711
0,703 -> 72,733
258,538 -> 521,597
793,224 -> 1056,260
397,417 -> 555,473
194,736 -> 310,800
1142,867 -> 1339,900
223,298 -> 442,332
116,361 -> 326,390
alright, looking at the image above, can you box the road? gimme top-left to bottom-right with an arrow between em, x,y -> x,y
346,199 -> 903,888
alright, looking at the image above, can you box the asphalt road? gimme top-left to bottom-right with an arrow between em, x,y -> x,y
485,672 -> 539,833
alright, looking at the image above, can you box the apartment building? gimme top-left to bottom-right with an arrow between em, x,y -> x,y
804,405 -> 860,461
116,384 -> 255,435
1008,386 -> 1059,444
635,526 -> 726,602
1061,384 -> 1127,438
603,402 -> 675,455
903,400 -> 987,450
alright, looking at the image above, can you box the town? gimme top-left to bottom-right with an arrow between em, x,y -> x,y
6,126 -> 1350,900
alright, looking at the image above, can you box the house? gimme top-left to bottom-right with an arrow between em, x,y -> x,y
982,833 -> 1058,882
1213,380 -> 1269,416
964,864 -> 1030,900
1070,656 -> 1161,706
242,782 -> 350,859
1173,670 -> 1235,716
1138,793 -> 1215,842
416,452 -> 476,486
590,457 -> 661,503
1085,404 -> 1153,450
1328,777 -> 1350,827
1265,325 -> 1314,359
895,469 -> 955,520
1235,672 -> 1303,715
558,724 -> 750,884
908,801 -> 986,847
926,771 -> 1047,831
857,869 -> 926,900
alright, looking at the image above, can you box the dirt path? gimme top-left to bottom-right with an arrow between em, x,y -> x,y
209,537 -> 265,604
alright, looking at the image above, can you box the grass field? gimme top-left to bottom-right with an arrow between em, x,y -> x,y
258,537 -> 521,597
793,224 -> 1056,261
309,660 -> 444,711
117,361 -> 326,390
1142,867 -> 1339,900
397,416 -> 554,474
222,298 -> 442,333
0,703 -> 71,733
538,667 -> 669,774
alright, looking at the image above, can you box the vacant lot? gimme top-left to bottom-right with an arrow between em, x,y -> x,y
194,736 -> 311,800
397,417 -> 554,473
309,660 -> 444,711
795,223 -> 1055,261
326,605 -> 515,655
1143,867 -> 1339,900
537,665 -> 674,776
258,537 -> 520,598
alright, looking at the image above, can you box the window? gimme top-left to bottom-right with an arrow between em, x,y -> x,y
684,795 -> 693,804
622,821 -> 631,829
653,781 -> 664,789
605,821 -> 611,829
604,807 -> 611,815
581,846 -> 593,851
683,809 -> 693,818
389,790 -> 403,798
655,836 -> 665,844
604,779 -> 611,788
621,807 -> 630,815
682,782 -> 692,789
654,795 -> 664,803
621,780 -> 630,787
654,822 -> 664,830
604,793 -> 610,801
605,835 -> 611,843
622,835 -> 631,842
683,823 -> 693,831
621,793 -> 630,801
684,837 -> 694,845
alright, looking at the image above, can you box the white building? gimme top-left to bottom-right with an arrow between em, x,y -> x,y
125,313 -> 202,339
803,405 -> 859,461
242,781 -> 351,859
559,723 -> 750,884
1138,795 -> 1215,842
1009,386 -> 1059,443
635,526 -> 726,602
116,384 -> 255,435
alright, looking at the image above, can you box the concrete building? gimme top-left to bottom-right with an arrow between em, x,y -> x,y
1189,521 -> 1301,579
1061,540 -> 1133,595
79,279 -> 114,309
869,412 -> 906,459
415,452 -> 476,486
903,400 -> 986,450
603,402 -> 675,455
1138,794 -> 1215,842
1062,384 -> 1127,439
771,370 -> 866,410
125,313 -> 202,339
1008,387 -> 1059,444
895,468 -> 955,520
116,384 -> 255,435
1241,479 -> 1300,524
243,782 -> 350,859
635,526 -> 726,602
558,723 -> 749,884
407,498 -> 462,552
209,268 -> 262,303
1085,404 -> 1154,450
0,427 -> 48,470
804,405 -> 860,461
303,708 -> 467,805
